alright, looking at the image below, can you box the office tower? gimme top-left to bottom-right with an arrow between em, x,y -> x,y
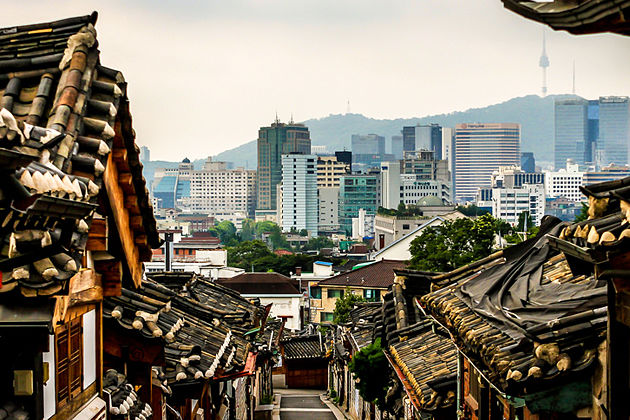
335,150 -> 352,167
586,100 -> 599,164
391,135 -> 403,160
351,134 -> 386,155
402,150 -> 450,182
281,154 -> 318,235
317,155 -> 350,188
598,96 -> 630,166
521,152 -> 536,173
339,173 -> 380,235
401,124 -> 442,158
454,123 -> 520,202
584,164 -> 630,185
554,98 -> 588,169
257,119 -> 311,211
492,183 -> 546,227
139,146 -> 150,162
311,145 -> 328,155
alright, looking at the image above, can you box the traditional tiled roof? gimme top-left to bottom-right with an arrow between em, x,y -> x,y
0,13 -> 159,296
103,369 -> 152,419
103,274 -> 262,387
347,302 -> 382,351
282,334 -> 324,360
317,260 -> 407,288
421,222 -> 608,394
501,0 -> 630,36
216,272 -> 301,295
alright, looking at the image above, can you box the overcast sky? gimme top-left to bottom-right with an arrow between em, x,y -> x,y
3,1 -> 630,160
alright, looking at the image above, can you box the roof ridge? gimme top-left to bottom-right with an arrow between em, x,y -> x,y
0,12 -> 97,34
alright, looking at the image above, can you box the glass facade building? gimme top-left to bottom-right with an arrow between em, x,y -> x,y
554,98 -> 588,169
338,174 -> 380,235
257,121 -> 311,211
598,96 -> 630,166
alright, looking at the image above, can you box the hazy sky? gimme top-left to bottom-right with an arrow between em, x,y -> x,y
3,1 -> 630,160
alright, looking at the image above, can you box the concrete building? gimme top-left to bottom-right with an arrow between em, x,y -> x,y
257,119 -> 311,211
281,154 -> 318,235
544,161 -> 585,202
583,164 -> 630,185
188,157 -> 256,218
521,152 -> 536,173
374,210 -> 466,252
380,161 -> 402,209
352,208 -> 375,238
139,145 -> 150,162
442,127 -> 455,176
317,155 -> 350,188
339,173 -> 380,235
454,123 -> 521,202
318,187 -> 340,234
492,183 -> 545,226
599,96 -> 630,166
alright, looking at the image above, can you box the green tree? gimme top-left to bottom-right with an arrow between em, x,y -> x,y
298,229 -> 308,237
255,221 -> 280,238
333,288 -> 366,324
409,214 -> 496,272
240,219 -> 256,242
348,338 -> 389,409
215,220 -> 238,246
227,240 -> 273,269
303,236 -> 335,251
397,201 -> 406,214
575,202 -> 589,222
517,211 -> 533,232
456,204 -> 490,217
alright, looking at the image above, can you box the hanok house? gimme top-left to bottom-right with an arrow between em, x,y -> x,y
103,271 -> 272,420
0,11 -> 160,420
279,333 -> 327,389
417,206 -> 618,419
312,259 -> 407,323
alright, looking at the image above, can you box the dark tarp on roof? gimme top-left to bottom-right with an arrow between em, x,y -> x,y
455,216 -> 607,341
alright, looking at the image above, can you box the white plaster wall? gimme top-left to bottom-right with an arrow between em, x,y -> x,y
256,296 -> 302,330
83,309 -> 96,390
42,335 -> 56,419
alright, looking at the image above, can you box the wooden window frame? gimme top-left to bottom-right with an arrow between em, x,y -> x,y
55,316 -> 83,410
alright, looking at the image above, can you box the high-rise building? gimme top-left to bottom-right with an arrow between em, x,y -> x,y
188,157 -> 257,218
521,152 -> 536,173
598,96 -> 630,166
391,135 -> 403,160
139,145 -> 150,162
339,173 -> 380,235
317,155 -> 351,188
554,98 -> 588,169
257,119 -> 311,211
153,158 -> 192,209
442,127 -> 454,176
401,124 -> 442,158
454,123 -> 520,202
351,134 -> 388,170
492,183 -> 545,227
318,187 -> 340,234
281,154 -> 318,234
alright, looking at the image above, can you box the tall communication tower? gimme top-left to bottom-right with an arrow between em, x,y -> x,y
539,30 -> 550,96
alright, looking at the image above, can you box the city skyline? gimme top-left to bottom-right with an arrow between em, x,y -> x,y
2,1 -> 630,160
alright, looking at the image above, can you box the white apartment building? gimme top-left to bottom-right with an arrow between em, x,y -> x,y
381,161 -> 451,208
282,154 -> 318,235
188,157 -> 256,217
544,162 -> 585,202
492,183 -> 545,226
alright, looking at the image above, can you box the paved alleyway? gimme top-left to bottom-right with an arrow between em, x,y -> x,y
279,394 -> 337,420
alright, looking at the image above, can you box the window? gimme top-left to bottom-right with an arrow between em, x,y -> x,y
322,312 -> 334,322
310,286 -> 322,299
402,224 -> 410,230
364,289 -> 380,302
327,289 -> 344,298
56,317 -> 83,408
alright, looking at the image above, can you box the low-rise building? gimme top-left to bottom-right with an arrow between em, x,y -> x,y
311,260 -> 406,323
544,162 -> 585,202
492,183 -> 546,226
217,273 -> 304,331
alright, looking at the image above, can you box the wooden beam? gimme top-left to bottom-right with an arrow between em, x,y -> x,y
118,172 -> 133,189
87,218 -> 107,251
103,152 -> 143,288
130,215 -> 144,231
134,234 -> 147,246
95,259 -> 123,297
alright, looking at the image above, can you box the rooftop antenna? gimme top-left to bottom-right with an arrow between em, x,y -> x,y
275,111 -> 280,125
289,113 -> 294,124
539,29 -> 550,97
572,60 -> 576,95
346,99 -> 350,115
